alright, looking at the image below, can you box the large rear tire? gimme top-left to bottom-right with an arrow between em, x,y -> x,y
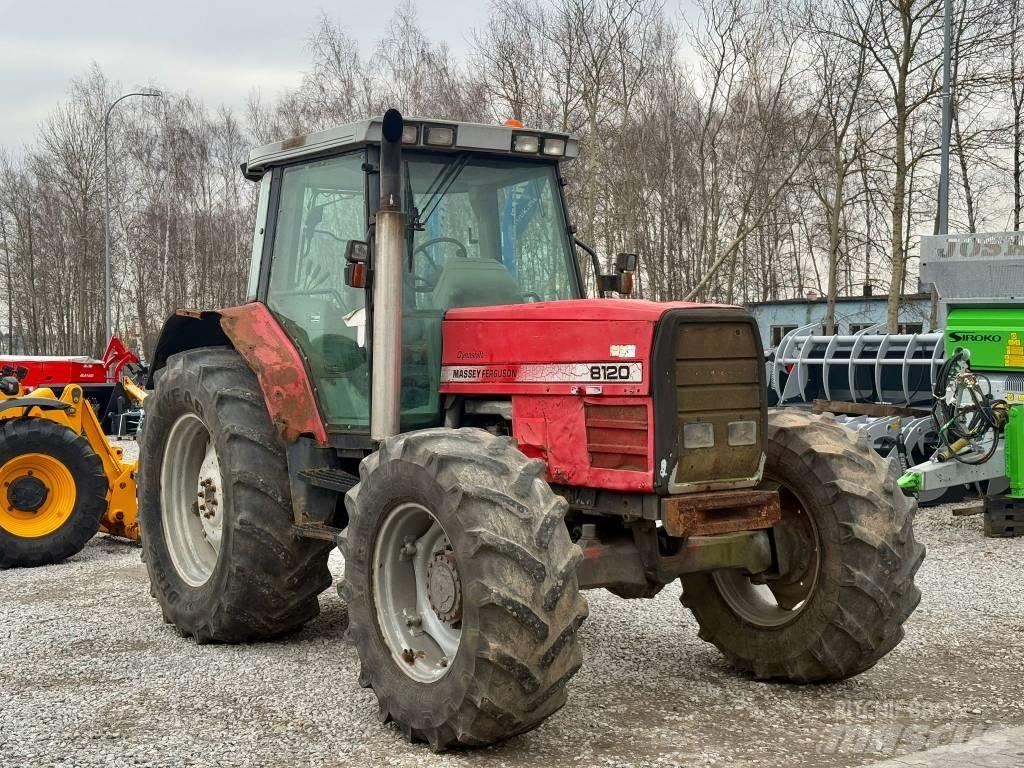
0,419 -> 108,568
138,347 -> 332,643
681,409 -> 924,682
342,428 -> 588,750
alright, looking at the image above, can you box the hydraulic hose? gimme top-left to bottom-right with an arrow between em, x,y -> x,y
931,349 -> 1007,465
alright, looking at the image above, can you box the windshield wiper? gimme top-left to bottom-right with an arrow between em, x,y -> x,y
408,153 -> 471,231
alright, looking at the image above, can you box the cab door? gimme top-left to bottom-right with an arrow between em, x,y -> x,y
264,151 -> 370,430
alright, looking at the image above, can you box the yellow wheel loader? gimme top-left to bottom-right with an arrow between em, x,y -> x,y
0,365 -> 140,568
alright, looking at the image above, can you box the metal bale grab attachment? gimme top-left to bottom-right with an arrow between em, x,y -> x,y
771,322 -> 945,407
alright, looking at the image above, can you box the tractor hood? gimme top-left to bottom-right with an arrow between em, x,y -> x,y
445,298 -> 725,323
440,299 -> 741,397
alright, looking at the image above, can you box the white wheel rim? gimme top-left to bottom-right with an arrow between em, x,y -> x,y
372,502 -> 462,683
161,413 -> 224,587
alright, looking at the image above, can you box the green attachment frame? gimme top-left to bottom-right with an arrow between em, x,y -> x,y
1006,406 -> 1024,499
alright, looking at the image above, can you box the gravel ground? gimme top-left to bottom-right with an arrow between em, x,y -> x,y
2,450 -> 1023,768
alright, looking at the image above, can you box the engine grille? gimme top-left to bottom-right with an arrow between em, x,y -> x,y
584,403 -> 648,472
652,310 -> 766,493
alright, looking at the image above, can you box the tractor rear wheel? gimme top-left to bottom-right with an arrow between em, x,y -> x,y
342,428 -> 588,750
681,409 -> 924,682
138,347 -> 332,643
0,418 -> 108,568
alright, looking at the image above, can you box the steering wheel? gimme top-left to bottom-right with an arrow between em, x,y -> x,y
273,287 -> 349,313
413,237 -> 468,292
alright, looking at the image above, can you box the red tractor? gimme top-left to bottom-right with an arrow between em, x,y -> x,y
139,110 -> 923,750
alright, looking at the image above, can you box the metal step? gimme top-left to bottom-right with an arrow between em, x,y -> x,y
298,467 -> 359,493
292,523 -> 345,543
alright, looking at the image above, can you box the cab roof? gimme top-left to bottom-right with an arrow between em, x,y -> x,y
243,115 -> 579,180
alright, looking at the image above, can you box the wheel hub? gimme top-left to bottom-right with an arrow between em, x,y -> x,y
195,447 -> 223,551
427,550 -> 462,623
8,475 -> 48,513
0,453 -> 77,538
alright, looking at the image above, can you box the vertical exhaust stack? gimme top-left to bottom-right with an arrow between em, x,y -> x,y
371,109 -> 406,440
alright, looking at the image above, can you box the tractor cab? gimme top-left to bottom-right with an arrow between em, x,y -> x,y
241,116 -> 588,433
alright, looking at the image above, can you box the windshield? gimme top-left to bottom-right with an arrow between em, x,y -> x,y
403,153 -> 580,309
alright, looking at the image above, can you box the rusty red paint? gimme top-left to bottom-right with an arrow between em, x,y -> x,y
661,489 -> 780,537
218,303 -> 328,445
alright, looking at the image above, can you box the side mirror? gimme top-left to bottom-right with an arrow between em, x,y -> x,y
597,252 -> 639,297
344,240 -> 369,288
615,253 -> 638,273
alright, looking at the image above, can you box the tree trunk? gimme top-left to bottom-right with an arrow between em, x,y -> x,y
825,154 -> 844,336
888,91 -> 909,332
0,211 -> 12,353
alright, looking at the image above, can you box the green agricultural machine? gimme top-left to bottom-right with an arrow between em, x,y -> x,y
897,234 -> 1024,536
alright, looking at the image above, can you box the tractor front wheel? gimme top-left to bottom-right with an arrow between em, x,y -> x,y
0,419 -> 108,568
342,428 -> 588,750
138,347 -> 332,643
681,409 -> 924,682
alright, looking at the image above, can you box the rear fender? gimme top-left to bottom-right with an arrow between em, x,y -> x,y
149,304 -> 328,445
147,310 -> 229,388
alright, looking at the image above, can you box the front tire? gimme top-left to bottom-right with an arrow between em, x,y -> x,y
139,347 -> 332,643
343,428 -> 588,750
681,409 -> 924,682
0,419 -> 108,568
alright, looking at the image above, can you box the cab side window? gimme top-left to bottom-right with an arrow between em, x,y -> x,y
266,152 -> 369,428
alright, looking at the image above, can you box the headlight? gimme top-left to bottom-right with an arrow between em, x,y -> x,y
727,420 -> 757,446
423,125 -> 456,146
401,124 -> 419,144
683,422 -> 714,449
542,137 -> 566,156
512,134 -> 540,153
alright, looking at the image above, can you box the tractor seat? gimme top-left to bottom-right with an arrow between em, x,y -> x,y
431,258 -> 523,309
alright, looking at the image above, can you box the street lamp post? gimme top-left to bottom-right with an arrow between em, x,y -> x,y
937,0 -> 953,236
103,90 -> 162,347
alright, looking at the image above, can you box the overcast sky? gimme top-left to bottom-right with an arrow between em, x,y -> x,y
0,0 -> 490,148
